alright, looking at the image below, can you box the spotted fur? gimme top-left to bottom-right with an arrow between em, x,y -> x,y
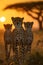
11,17 -> 25,65
4,24 -> 12,60
24,22 -> 33,53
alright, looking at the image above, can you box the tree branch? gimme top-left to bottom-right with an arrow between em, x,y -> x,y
26,11 -> 38,20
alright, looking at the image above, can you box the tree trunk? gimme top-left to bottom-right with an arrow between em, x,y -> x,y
39,21 -> 42,30
38,10 -> 42,30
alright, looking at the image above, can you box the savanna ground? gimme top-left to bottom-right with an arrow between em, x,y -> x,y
0,30 -> 43,65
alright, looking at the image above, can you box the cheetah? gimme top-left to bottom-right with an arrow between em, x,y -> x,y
11,17 -> 25,65
24,22 -> 33,53
4,24 -> 13,61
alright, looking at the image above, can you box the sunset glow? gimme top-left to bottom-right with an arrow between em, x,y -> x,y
0,17 -> 6,22
0,0 -> 43,61
0,0 -> 43,30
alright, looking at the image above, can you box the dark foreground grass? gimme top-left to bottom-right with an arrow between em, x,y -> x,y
0,30 -> 43,65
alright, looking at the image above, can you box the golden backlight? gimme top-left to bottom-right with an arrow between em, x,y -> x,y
0,0 -> 43,60
0,17 -> 6,22
0,0 -> 43,30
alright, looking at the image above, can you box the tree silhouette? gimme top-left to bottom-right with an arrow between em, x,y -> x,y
3,1 -> 43,30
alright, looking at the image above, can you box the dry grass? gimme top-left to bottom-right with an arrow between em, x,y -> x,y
0,30 -> 43,65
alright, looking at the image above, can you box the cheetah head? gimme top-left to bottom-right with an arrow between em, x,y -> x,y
24,22 -> 33,30
4,24 -> 12,30
11,17 -> 24,28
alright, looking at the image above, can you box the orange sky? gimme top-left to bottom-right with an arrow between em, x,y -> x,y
0,0 -> 43,30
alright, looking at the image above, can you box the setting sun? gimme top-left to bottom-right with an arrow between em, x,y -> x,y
0,0 -> 43,65
0,17 -> 6,22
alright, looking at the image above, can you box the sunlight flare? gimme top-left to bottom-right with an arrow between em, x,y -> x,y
0,17 -> 6,22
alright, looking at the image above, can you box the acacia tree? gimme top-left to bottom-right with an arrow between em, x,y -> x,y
3,1 -> 43,30
27,5 -> 43,30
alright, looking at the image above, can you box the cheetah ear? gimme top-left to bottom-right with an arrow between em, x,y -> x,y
10,24 -> 12,27
20,17 -> 24,24
31,22 -> 34,26
24,22 -> 26,25
11,17 -> 15,24
31,22 -> 34,27
4,24 -> 6,28
11,17 -> 15,21
31,22 -> 33,24
22,17 -> 24,20
4,24 -> 7,29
